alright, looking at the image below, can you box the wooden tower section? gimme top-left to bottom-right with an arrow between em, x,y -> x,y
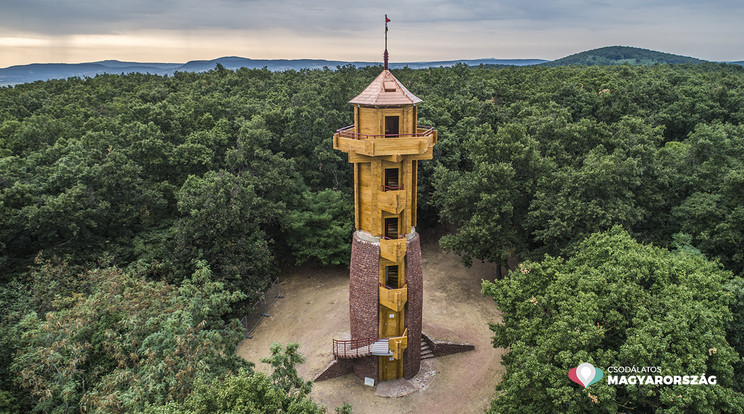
331,70 -> 437,382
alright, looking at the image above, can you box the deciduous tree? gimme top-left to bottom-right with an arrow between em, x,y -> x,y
484,227 -> 744,413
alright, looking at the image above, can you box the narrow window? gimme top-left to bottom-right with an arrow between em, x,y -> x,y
384,168 -> 401,191
385,265 -> 399,288
385,116 -> 399,136
384,217 -> 399,239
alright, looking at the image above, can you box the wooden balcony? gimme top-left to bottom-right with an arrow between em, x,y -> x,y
380,237 -> 406,262
379,284 -> 407,312
333,126 -> 437,158
388,329 -> 408,360
378,189 -> 406,214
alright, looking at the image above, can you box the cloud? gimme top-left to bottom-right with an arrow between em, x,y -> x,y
0,0 -> 742,66
1,0 -> 369,34
3,0 -> 742,34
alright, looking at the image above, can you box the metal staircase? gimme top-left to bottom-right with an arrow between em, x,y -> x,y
333,330 -> 408,359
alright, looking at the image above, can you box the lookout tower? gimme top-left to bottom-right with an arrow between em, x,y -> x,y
330,22 -> 437,382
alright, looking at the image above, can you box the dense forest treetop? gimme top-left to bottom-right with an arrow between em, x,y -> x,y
2,62 -> 744,412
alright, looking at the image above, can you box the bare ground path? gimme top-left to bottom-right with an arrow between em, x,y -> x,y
237,230 -> 505,414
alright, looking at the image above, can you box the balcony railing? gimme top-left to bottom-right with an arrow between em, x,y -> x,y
388,329 -> 409,360
382,184 -> 404,191
336,125 -> 435,140
380,237 -> 406,262
333,126 -> 437,158
379,283 -> 407,312
332,330 -> 408,360
378,188 -> 405,214
332,337 -> 378,359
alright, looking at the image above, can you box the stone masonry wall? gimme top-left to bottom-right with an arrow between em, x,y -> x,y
421,332 -> 475,358
352,356 -> 378,382
314,358 -> 353,382
403,232 -> 423,379
349,231 -> 380,381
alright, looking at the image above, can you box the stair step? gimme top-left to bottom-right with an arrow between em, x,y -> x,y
420,339 -> 434,360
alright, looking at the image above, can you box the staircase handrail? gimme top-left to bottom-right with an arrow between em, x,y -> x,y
332,337 -> 378,359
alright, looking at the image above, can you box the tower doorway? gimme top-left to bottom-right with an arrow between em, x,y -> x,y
385,116 -> 399,136
380,355 -> 403,380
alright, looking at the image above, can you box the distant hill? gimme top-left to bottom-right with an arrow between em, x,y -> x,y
391,58 -> 547,69
0,62 -> 184,87
90,60 -> 182,70
0,57 -> 547,86
543,46 -> 706,66
3,47 -> 739,86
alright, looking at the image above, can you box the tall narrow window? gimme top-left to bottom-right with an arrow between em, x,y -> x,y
384,265 -> 399,288
385,116 -> 399,136
384,217 -> 399,239
384,168 -> 401,191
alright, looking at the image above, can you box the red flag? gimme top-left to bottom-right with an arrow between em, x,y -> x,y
385,15 -> 390,23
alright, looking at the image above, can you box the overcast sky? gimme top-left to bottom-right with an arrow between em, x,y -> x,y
1,0 -> 742,67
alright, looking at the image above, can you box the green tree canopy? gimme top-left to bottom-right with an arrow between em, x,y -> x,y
484,227 -> 744,413
13,261 -> 249,413
282,189 -> 354,266
144,343 -> 336,414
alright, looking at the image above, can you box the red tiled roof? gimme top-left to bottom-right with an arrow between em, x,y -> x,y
349,70 -> 422,106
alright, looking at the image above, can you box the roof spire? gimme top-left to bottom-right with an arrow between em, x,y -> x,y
384,15 -> 390,70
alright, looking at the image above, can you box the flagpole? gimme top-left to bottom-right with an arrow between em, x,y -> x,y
384,14 -> 389,70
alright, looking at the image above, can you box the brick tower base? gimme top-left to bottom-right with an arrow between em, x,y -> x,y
347,230 -> 423,382
315,231 -> 475,384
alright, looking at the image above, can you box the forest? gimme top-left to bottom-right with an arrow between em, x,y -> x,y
1,61 -> 744,412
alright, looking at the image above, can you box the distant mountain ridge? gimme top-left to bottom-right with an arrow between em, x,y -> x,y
0,57 -> 547,86
1,46 -> 742,86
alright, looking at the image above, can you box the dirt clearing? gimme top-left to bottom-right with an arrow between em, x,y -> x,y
237,229 -> 505,414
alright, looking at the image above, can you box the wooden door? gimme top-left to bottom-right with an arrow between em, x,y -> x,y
379,355 -> 402,380
381,308 -> 400,338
